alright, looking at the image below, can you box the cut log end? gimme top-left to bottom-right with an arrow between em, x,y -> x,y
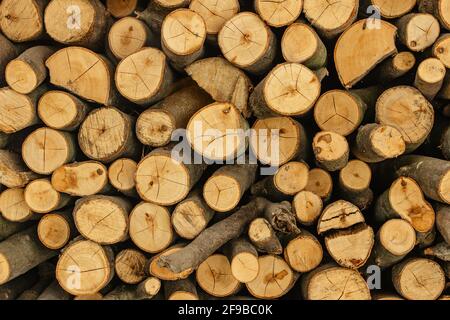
313,131 -> 349,172
24,179 -> 66,214
37,213 -> 71,250
189,0 -> 240,35
433,34 -> 450,68
274,161 -> 309,196
255,0 -> 302,27
305,168 -> 333,200
317,200 -> 365,234
339,160 -> 371,192
0,88 -> 38,134
108,158 -> 137,195
284,232 -> 323,272
415,57 -> 446,100
371,0 -> 416,18
0,188 -> 34,223
0,0 -> 44,42
115,249 -> 147,285
106,0 -> 138,18
398,13 -> 441,52
380,219 -> 416,257
293,191 -> 323,226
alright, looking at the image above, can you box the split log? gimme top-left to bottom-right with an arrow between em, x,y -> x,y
338,160 -> 373,210
149,245 -> 194,280
129,202 -> 173,253
0,215 -> 31,242
185,57 -> 253,118
73,195 -> 131,245
0,33 -> 19,85
115,249 -> 147,284
314,90 -> 367,137
0,269 -> 38,300
24,179 -> 71,214
203,164 -> 257,212
334,19 -> 397,88
135,146 -> 206,205
414,57 -> 446,100
248,218 -> 283,254
250,117 -> 308,167
392,258 -> 445,300
374,177 -> 436,233
0,227 -> 57,285
292,191 -> 323,226
46,47 -> 120,105
0,86 -> 43,134
37,212 -> 76,250
433,34 -> 450,68
44,0 -> 111,49
52,161 -> 110,197
317,200 -> 365,235
5,46 -> 55,95
22,128 -> 76,175
115,47 -> 175,105
436,204 -> 450,244
281,22 -> 327,69
108,17 -> 156,61
38,90 -> 90,131
161,9 -> 206,70
189,0 -> 240,40
225,237 -> 259,283
303,0 -> 358,38
251,161 -> 309,201
388,156 -> 450,204
304,168 -> 333,202
136,0 -> 191,32
376,51 -> 416,82
246,255 -> 297,299
352,124 -> 406,163
301,264 -> 371,300
0,188 -> 35,223
172,189 -> 214,240
37,281 -> 72,300
187,102 -> 249,162
108,158 -> 138,197
136,84 -> 212,147
254,0 -> 302,27
397,13 -> 441,51
165,277 -> 198,300
361,0 -> 416,19
284,230 -> 323,273
56,239 -> 114,296
376,86 -> 434,153
424,242 -> 450,261
78,107 -> 139,163
312,131 -> 349,172
17,263 -> 54,300
218,12 -> 276,75
196,254 -> 241,297
0,0 -> 46,42
418,0 -> 450,30
249,62 -> 321,118
106,0 -> 139,18
0,150 -> 40,188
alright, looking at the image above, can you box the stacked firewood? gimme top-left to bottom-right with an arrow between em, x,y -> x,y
0,0 -> 449,301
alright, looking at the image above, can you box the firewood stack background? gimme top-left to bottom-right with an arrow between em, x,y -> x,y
0,0 -> 449,301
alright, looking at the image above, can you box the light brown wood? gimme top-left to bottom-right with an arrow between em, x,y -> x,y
52,161 -> 109,197
129,202 -> 173,253
38,90 -> 89,131
304,168 -> 333,201
248,218 -> 282,254
392,258 -> 445,300
74,195 -> 131,245
377,51 -> 416,82
108,158 -> 137,197
6,46 -> 55,94
397,13 -> 441,52
187,102 -> 249,162
414,57 -> 446,100
24,179 -> 70,214
78,106 -> 139,163
44,0 -> 110,49
433,34 -> 450,68
284,230 -> 322,272
338,160 -> 373,210
313,131 -> 349,172
22,128 -> 76,175
314,90 -> 366,136
190,0 -> 240,37
165,278 -> 198,300
376,86 -> 434,152
196,254 -> 240,297
0,150 -> 40,189
250,116 -> 307,167
0,188 -> 35,223
246,254 -> 296,299
115,47 -> 175,105
317,200 -> 365,235
161,8 -> 206,70
255,0 -> 302,27
301,264 -> 371,300
226,237 -> 259,283
135,146 -> 206,205
249,62 -> 321,118
37,211 -> 75,250
418,0 -> 450,30
0,0 -> 46,42
148,245 -> 194,280
293,191 -> 323,226
282,22 -> 327,69
334,19 -> 397,88
303,0 -> 358,38
115,249 -> 147,284
218,12 -> 276,75
367,0 -> 416,18
106,0 -> 138,18
172,190 -> 214,239
56,239 -> 114,296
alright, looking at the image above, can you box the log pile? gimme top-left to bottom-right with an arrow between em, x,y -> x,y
0,0 -> 449,301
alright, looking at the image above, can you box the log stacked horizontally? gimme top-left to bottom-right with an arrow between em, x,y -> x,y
0,0 -> 449,301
